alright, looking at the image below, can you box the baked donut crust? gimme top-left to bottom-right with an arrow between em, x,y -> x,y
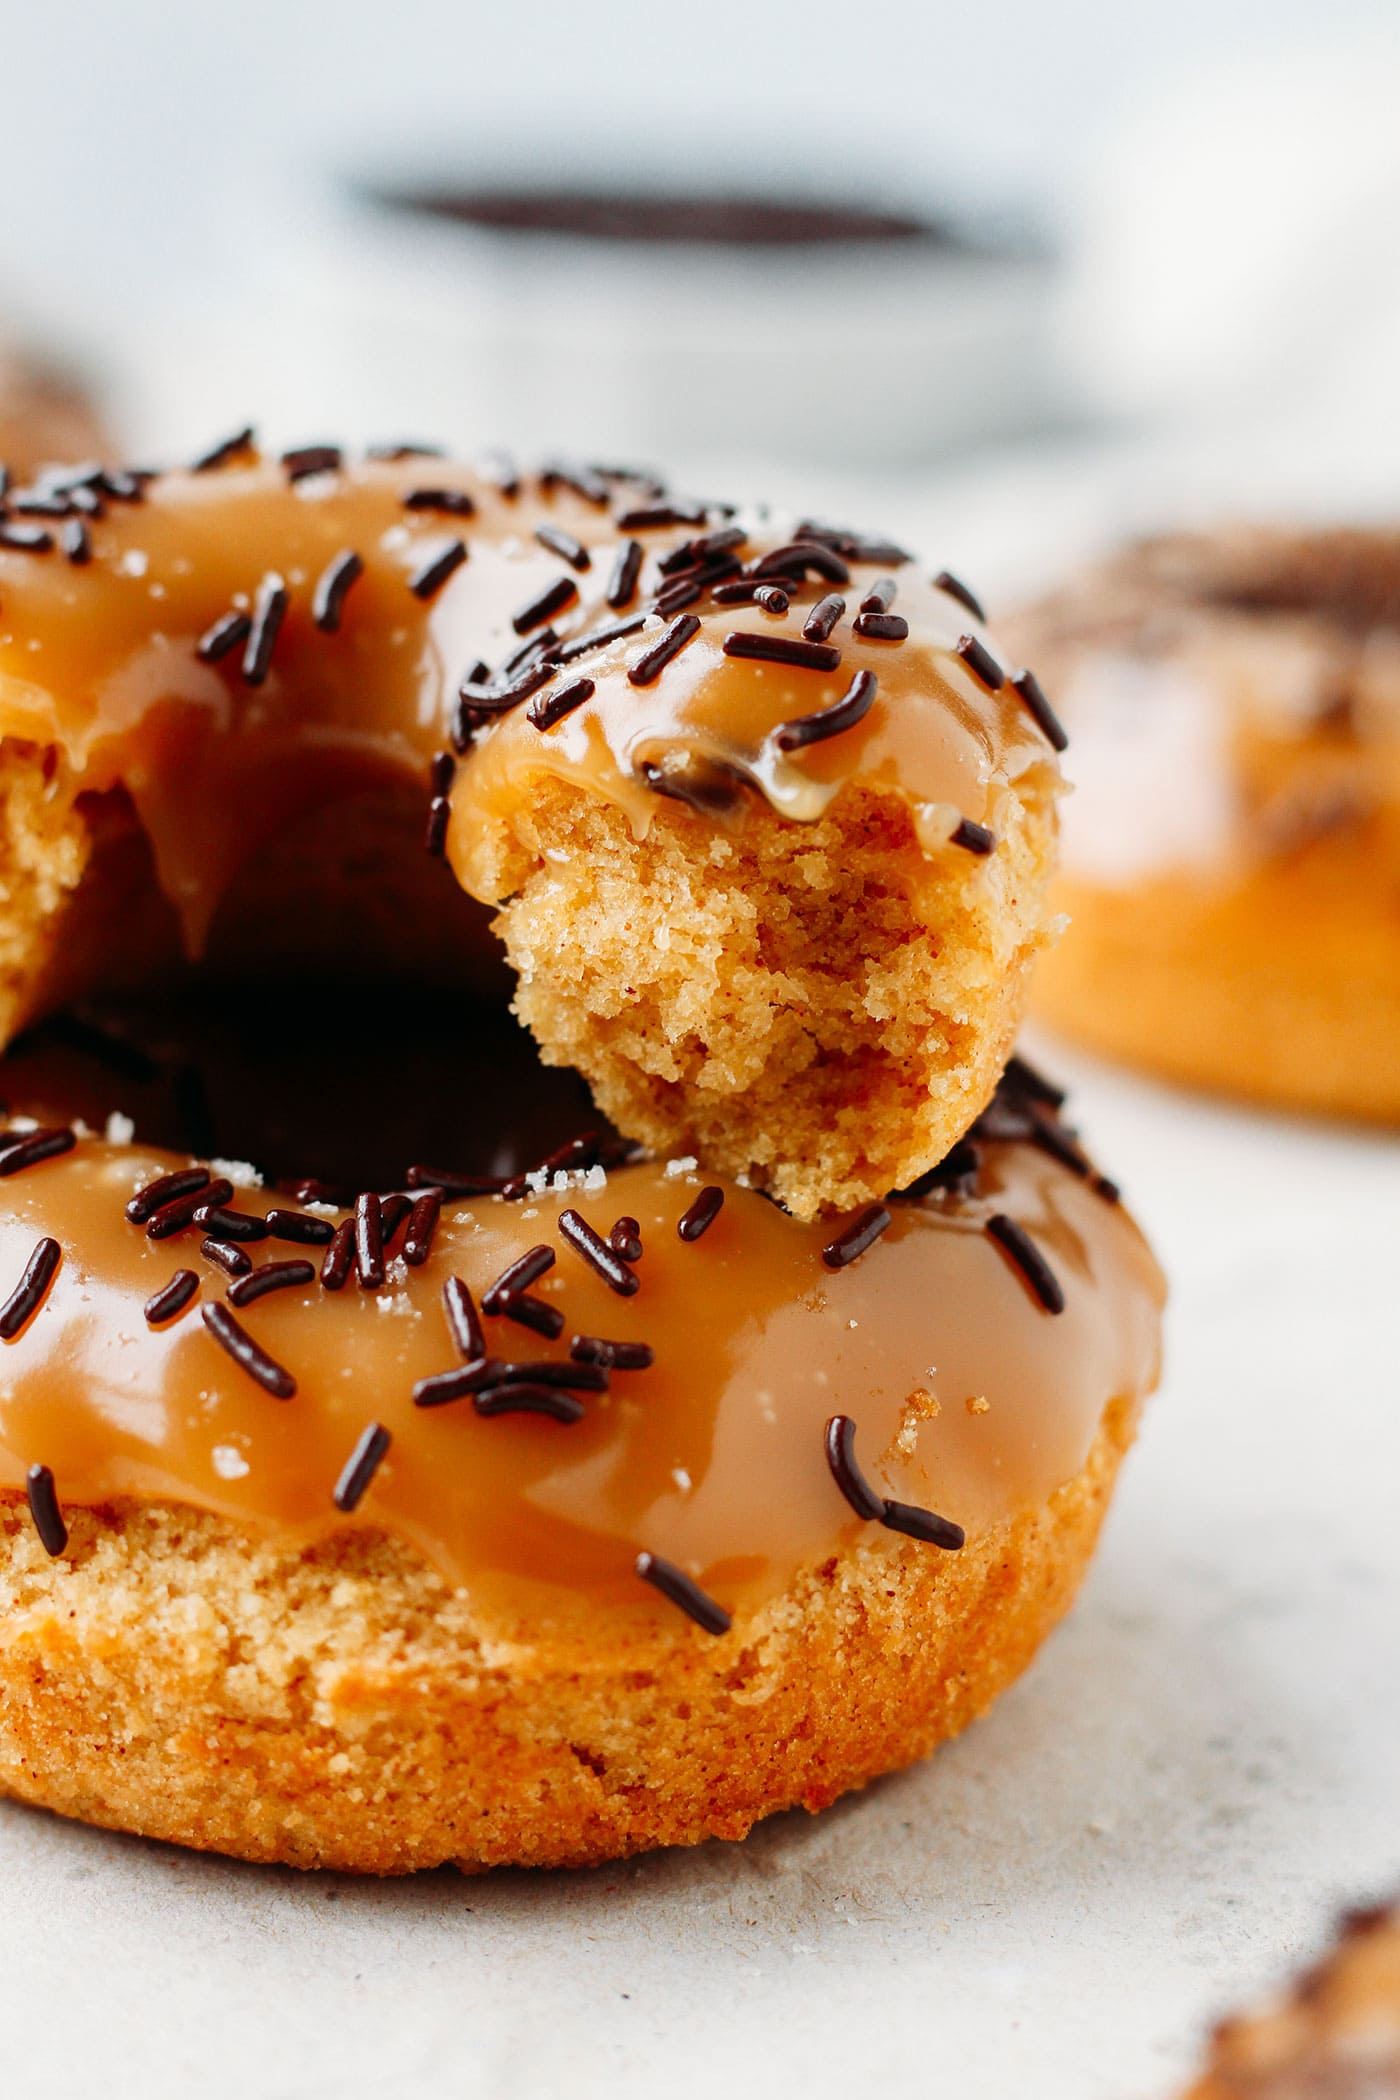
1006,527 -> 1400,1121
0,1407 -> 1131,1874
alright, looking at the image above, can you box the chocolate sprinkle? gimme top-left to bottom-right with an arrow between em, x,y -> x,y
773,667 -> 877,752
527,675 -> 594,730
852,610 -> 909,641
752,541 -> 850,586
724,630 -> 840,673
802,593 -> 847,644
1010,667 -> 1069,752
443,1275 -> 485,1361
0,521 -> 54,553
823,1414 -> 887,1522
405,1163 -> 508,1197
985,1213 -> 1066,1314
264,1206 -> 336,1246
482,1244 -> 556,1312
403,1190 -> 442,1266
333,1421 -> 392,1512
424,795 -> 451,857
26,1464 -> 68,1556
821,1204 -> 891,1270
413,1359 -> 497,1408
1004,1053 -> 1066,1110
0,1236 -> 60,1338
606,537 -> 644,609
881,1499 -> 965,1551
535,524 -> 591,571
934,569 -> 987,624
403,486 -> 476,517
201,1302 -> 297,1398
147,1177 -> 234,1240
144,1269 -> 199,1326
488,1359 -> 608,1393
61,517 -> 92,565
242,573 -> 289,686
474,1385 -> 586,1424
408,538 -> 468,601
126,1164 -> 209,1225
512,573 -> 578,635
754,585 -> 789,615
281,444 -> 342,482
571,1334 -> 654,1371
608,1217 -> 643,1262
193,1203 -> 269,1243
549,611 -> 647,665
320,1219 -> 355,1291
496,1292 -> 566,1341
955,633 -> 1005,691
312,549 -> 364,633
860,578 -> 898,614
950,817 -> 997,855
227,1258 -> 315,1308
677,1186 -> 724,1242
629,612 -> 701,686
196,611 -> 252,663
191,427 -> 255,472
201,1236 -> 253,1280
558,1209 -> 640,1296
354,1190 -> 384,1289
0,1125 -> 76,1177
635,1551 -> 731,1636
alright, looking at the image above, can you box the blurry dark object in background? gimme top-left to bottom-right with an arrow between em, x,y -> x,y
282,160 -> 1063,470
375,185 -> 974,252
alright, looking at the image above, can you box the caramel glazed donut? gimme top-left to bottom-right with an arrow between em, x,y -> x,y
1005,528 -> 1400,1123
1182,1898 -> 1400,2099
0,436 -> 1164,1873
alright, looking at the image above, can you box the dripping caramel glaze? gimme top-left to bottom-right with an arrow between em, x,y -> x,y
0,1032 -> 1162,1626
0,454 -> 1056,954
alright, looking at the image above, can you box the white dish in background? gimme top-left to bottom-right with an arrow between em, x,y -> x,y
236,149 -> 1062,475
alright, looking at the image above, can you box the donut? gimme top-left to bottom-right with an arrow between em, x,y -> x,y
0,1044 -> 1162,1872
0,433 -> 1160,1872
0,340 -> 107,478
1005,527 -> 1400,1121
0,437 -> 1066,1216
1183,1900 -> 1400,2098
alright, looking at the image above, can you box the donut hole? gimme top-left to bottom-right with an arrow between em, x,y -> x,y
0,740 -> 598,1188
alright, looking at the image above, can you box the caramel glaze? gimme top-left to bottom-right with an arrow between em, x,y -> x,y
0,451 -> 1057,956
0,1130 -> 1162,1627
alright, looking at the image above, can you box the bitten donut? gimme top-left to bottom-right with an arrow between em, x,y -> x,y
0,1059 -> 1162,1873
1183,1899 -> 1400,2098
0,438 -> 1066,1216
1006,527 -> 1400,1122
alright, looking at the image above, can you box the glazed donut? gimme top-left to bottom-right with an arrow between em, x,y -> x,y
0,437 -> 1066,1216
0,1052 -> 1161,1872
1005,527 -> 1400,1122
0,339 -> 107,478
1183,1899 -> 1400,2098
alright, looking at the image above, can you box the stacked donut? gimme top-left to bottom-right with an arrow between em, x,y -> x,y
0,438 -> 1163,1871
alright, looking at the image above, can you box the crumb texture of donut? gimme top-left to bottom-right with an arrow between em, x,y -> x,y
0,1408 -> 1128,1875
1185,1903 -> 1400,2100
477,779 -> 1058,1219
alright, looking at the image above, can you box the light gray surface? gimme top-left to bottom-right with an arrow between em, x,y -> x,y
2,1049 -> 1395,2100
